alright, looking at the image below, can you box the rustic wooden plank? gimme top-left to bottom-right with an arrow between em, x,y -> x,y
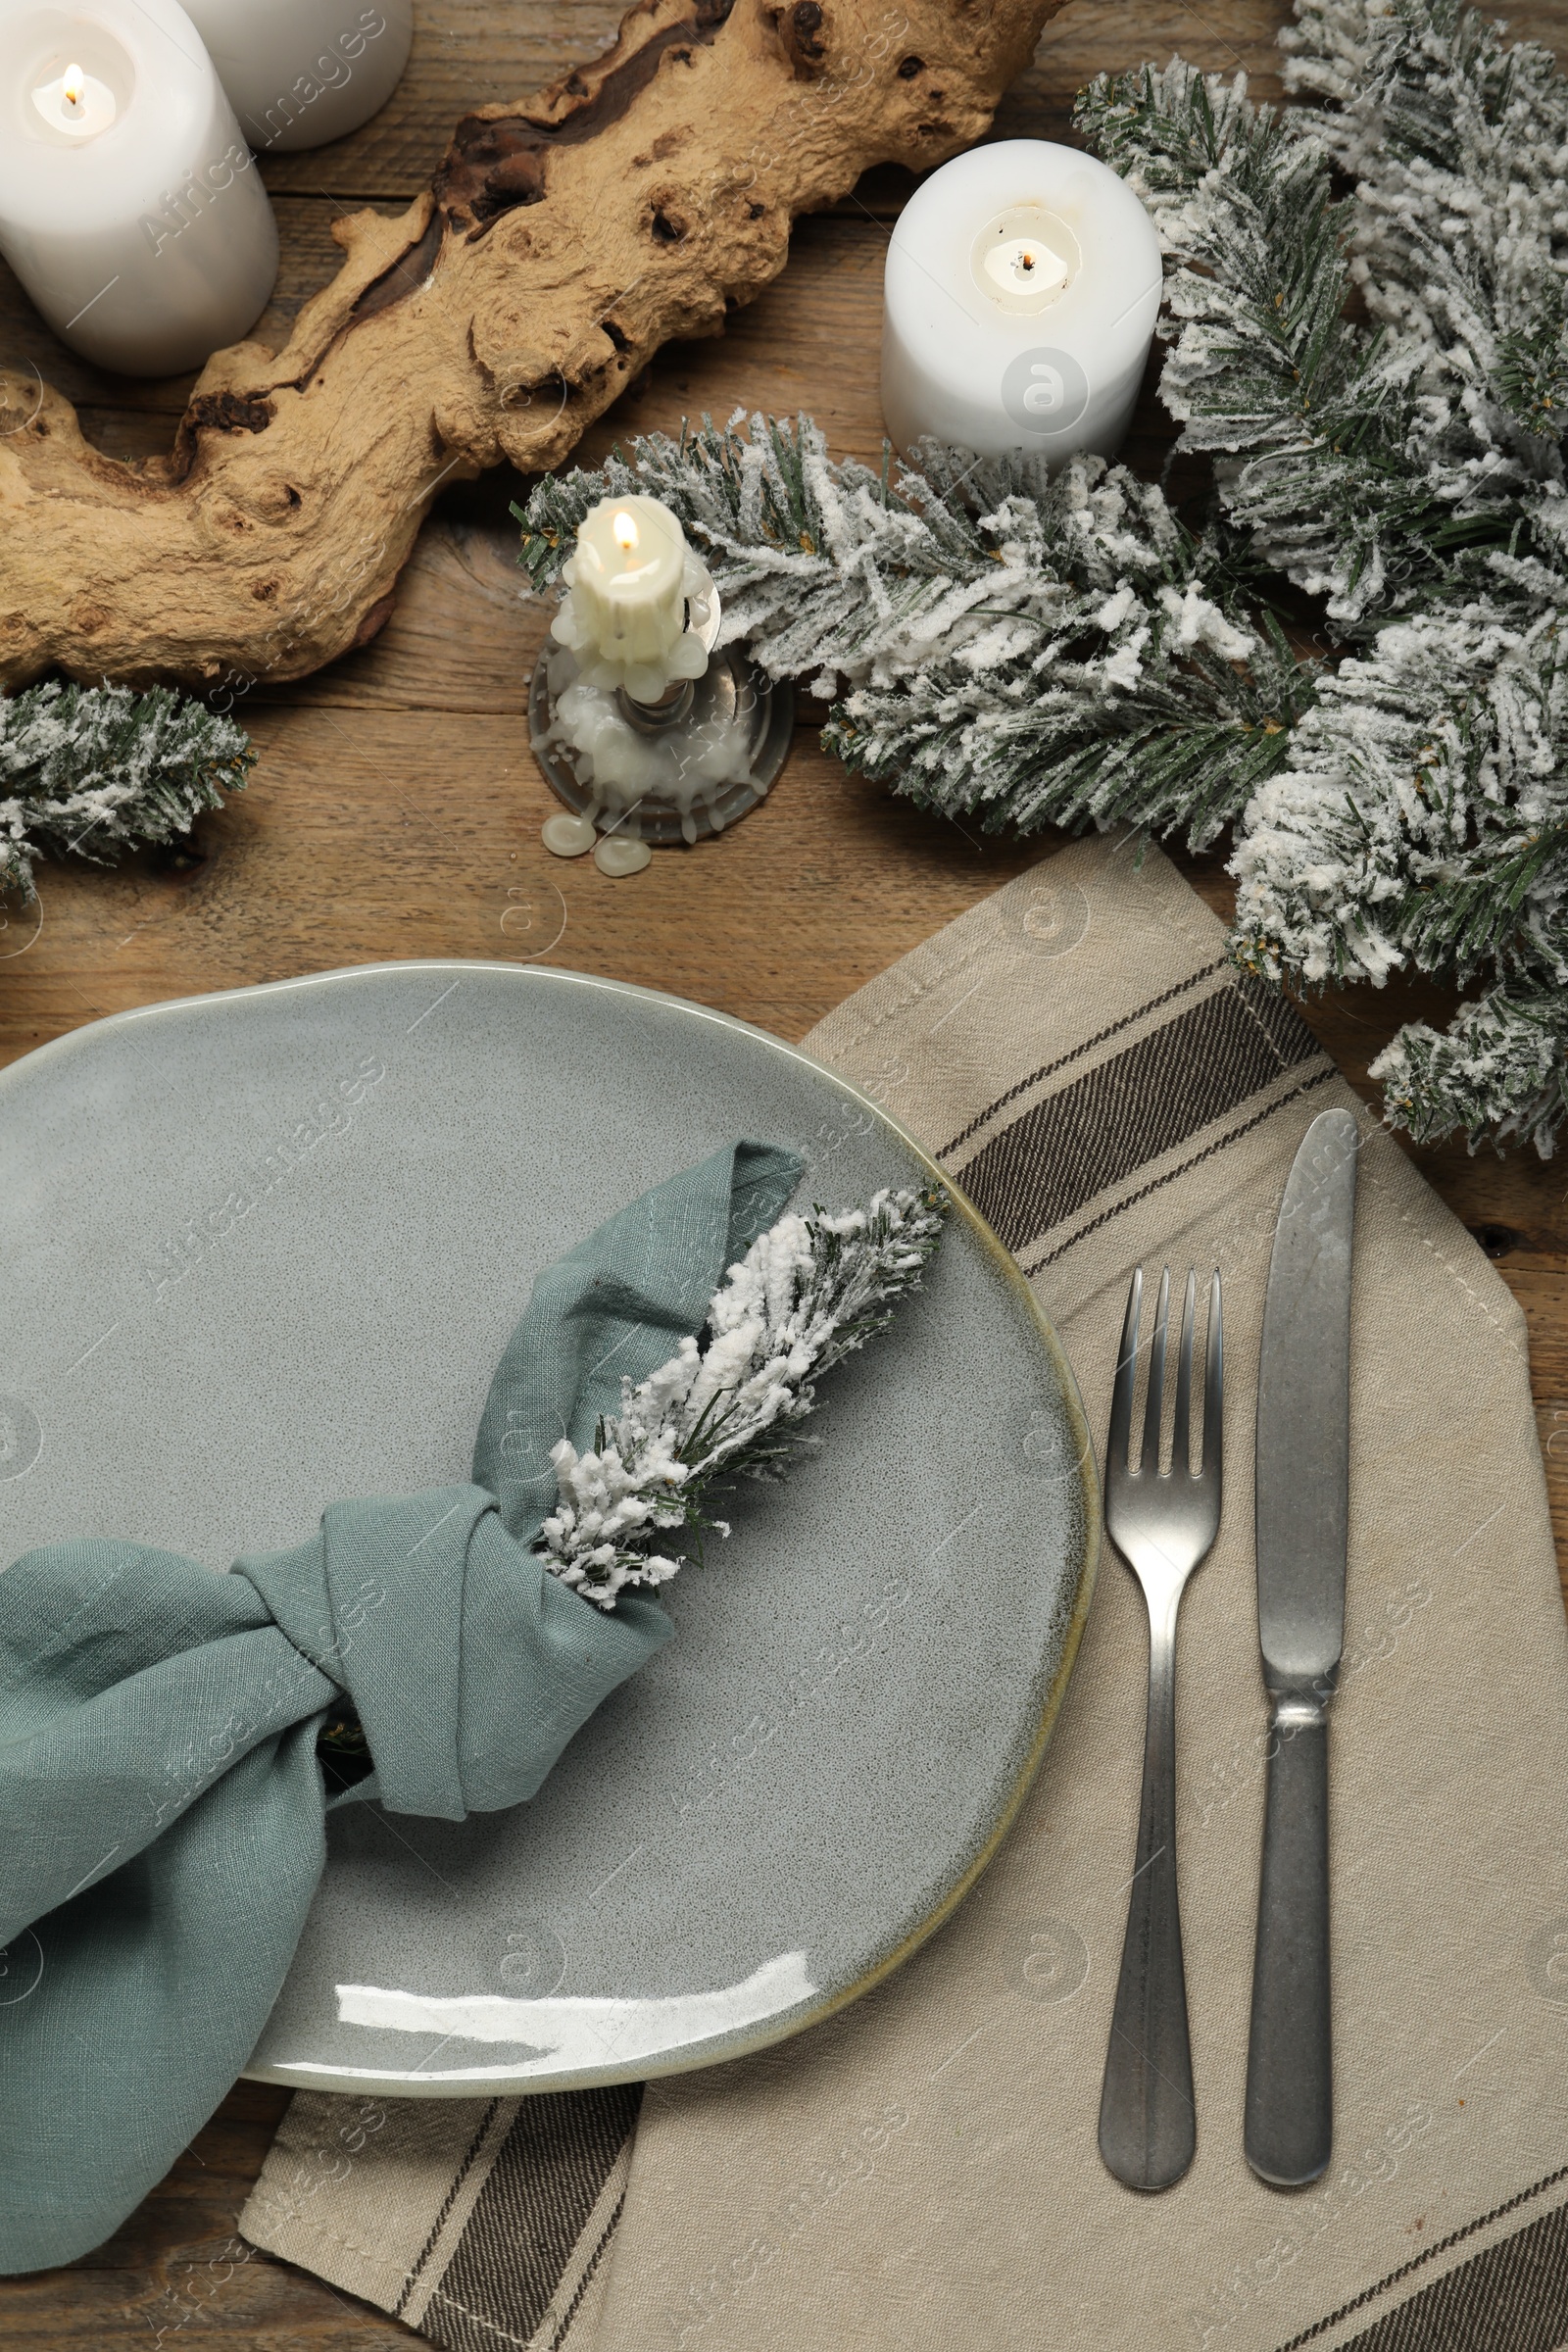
0,704 -> 1040,1048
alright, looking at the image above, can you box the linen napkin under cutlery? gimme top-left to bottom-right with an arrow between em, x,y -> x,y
243,833 -> 1568,2352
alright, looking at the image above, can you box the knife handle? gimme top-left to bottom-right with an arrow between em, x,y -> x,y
1245,1693 -> 1332,2186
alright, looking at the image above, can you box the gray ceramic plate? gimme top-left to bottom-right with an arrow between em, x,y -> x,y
0,962 -> 1098,2094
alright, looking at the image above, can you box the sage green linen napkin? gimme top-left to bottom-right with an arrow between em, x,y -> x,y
0,1138 -> 801,2278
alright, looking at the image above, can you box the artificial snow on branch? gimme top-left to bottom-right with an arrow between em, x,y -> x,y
1082,14 -> 1568,632
519,0 -> 1568,1156
519,421 -> 1318,849
1231,612 -> 1568,993
1087,0 -> 1568,1151
0,681 -> 254,897
537,1184 -> 948,1610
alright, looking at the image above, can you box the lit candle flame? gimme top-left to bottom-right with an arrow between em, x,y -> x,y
612,510 -> 640,553
978,224 -> 1071,306
62,62 -> 86,111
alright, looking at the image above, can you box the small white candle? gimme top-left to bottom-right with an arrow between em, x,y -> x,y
0,0 -> 278,376
881,140 -> 1163,465
551,495 -> 710,705
181,0 -> 412,154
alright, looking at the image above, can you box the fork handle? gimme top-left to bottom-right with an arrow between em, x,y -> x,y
1098,1587 -> 1196,2192
1245,1692 -> 1332,2186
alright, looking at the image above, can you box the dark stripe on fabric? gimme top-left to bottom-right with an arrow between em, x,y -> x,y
1276,2164 -> 1568,2352
1333,2195 -> 1568,2352
935,962 -> 1223,1162
956,976 -> 1322,1258
1029,1070 -> 1336,1271
547,2184 -> 628,2352
422,2084 -> 642,2352
394,2097 -> 503,2319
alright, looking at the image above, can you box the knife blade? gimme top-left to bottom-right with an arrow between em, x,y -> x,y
1245,1104 -> 1359,2186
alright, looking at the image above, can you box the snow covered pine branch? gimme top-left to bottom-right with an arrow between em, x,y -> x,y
537,1185 -> 948,1610
1,681 -> 253,897
521,0 -> 1568,1156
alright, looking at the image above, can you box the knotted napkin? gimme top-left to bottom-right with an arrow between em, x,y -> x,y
0,1138 -> 802,2277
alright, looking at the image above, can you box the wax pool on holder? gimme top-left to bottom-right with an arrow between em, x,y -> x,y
881,140 -> 1163,465
0,0 -> 277,374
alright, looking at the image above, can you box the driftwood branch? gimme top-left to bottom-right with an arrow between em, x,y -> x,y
0,0 -> 1061,690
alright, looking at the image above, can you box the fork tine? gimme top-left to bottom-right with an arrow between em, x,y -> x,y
1172,1269 -> 1197,1477
1202,1269 -> 1223,1479
1140,1266 -> 1170,1479
1107,1266 -> 1142,1475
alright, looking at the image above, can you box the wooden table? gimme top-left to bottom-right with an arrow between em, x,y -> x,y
4,1 -> 1566,2341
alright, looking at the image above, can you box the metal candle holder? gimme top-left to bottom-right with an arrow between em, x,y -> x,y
528,575 -> 794,848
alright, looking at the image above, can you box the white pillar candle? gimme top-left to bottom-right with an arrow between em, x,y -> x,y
881,140 -> 1163,465
550,495 -> 710,705
0,0 -> 277,376
181,0 -> 413,154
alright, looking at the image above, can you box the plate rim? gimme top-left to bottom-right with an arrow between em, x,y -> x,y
3,957 -> 1102,2091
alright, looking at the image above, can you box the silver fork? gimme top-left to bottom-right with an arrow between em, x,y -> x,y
1097,1265 -> 1223,2193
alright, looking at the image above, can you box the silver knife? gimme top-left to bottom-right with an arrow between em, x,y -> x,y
1245,1105 -> 1359,2186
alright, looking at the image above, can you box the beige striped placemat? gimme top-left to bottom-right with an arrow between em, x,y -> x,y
242,833 -> 1568,2352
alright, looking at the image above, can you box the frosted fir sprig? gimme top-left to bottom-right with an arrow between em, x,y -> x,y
1231,608 -> 1568,978
0,680 -> 254,896
1082,14 -> 1568,632
535,1185 -> 948,1610
1371,977 -> 1568,1155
